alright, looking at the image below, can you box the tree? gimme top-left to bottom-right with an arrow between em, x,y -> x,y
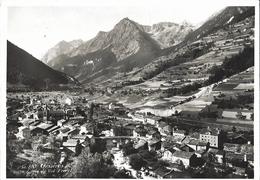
90,139 -> 107,154
113,169 -> 134,178
232,126 -> 237,133
128,153 -> 146,170
121,141 -> 137,156
66,148 -> 117,178
75,140 -> 83,156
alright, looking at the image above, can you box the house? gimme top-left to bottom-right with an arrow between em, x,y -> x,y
148,138 -> 161,151
101,129 -> 114,137
162,135 -> 185,149
133,125 -> 148,137
162,148 -> 176,161
127,112 -> 145,123
172,151 -> 197,168
199,128 -> 221,148
71,134 -> 90,144
57,127 -> 74,141
124,124 -> 136,136
47,125 -> 60,134
157,122 -> 172,136
180,144 -> 195,152
195,149 -> 206,158
30,122 -> 55,136
187,139 -> 208,151
162,136 -> 182,151
146,127 -> 161,139
134,139 -> 148,150
62,139 -> 84,154
57,119 -> 67,127
80,124 -> 93,134
181,136 -> 191,144
28,120 -> 41,127
48,110 -> 66,122
37,109 -> 48,121
22,127 -> 31,139
65,109 -> 76,118
148,116 -> 161,125
172,129 -> 186,137
215,150 -> 225,164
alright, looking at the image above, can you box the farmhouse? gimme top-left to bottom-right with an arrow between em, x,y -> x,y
171,151 -> 197,168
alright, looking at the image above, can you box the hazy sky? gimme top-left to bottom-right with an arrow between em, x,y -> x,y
7,0 -> 233,59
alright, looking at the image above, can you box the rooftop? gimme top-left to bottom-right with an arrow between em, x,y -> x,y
173,151 -> 195,159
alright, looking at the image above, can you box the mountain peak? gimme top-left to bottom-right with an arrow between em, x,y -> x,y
58,40 -> 68,45
122,17 -> 130,21
116,17 -> 139,27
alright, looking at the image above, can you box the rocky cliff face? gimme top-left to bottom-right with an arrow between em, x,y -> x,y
144,21 -> 194,48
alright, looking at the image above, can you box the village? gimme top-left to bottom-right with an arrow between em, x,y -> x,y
7,80 -> 254,178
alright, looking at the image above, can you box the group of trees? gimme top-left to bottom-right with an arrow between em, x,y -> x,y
65,148 -> 116,178
213,93 -> 254,109
162,82 -> 202,97
206,46 -> 254,85
65,147 -> 133,178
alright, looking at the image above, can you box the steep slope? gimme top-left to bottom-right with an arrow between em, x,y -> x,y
7,41 -> 80,91
42,39 -> 83,63
183,6 -> 255,43
161,6 -> 255,56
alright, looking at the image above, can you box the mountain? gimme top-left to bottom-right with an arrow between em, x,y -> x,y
45,18 -> 194,85
68,17 -> 161,61
42,39 -> 83,63
144,21 -> 194,48
46,18 -> 162,83
7,41 -> 80,91
43,6 -> 254,87
45,19 -> 193,67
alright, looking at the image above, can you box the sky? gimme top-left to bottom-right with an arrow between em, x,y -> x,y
7,0 -> 243,59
